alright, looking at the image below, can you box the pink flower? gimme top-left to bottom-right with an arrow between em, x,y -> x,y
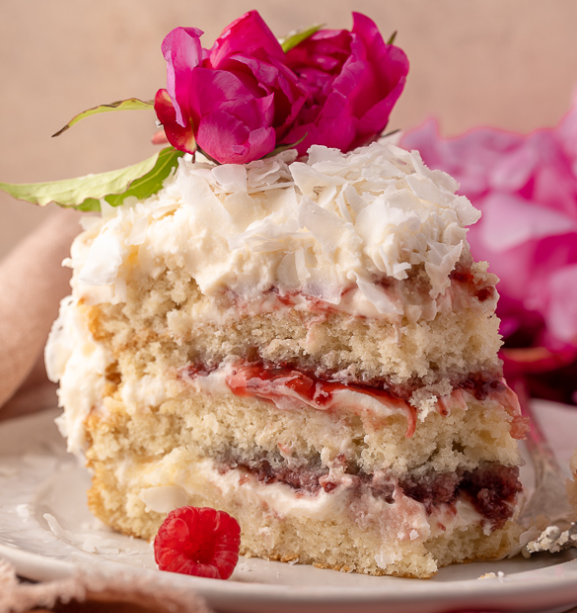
154,12 -> 409,163
284,12 -> 409,155
155,11 -> 307,165
401,115 -> 577,348
401,100 -> 577,403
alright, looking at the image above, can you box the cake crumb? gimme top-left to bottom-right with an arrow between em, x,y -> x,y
478,571 -> 505,580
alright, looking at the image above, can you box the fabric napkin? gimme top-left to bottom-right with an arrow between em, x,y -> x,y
0,209 -> 79,419
0,558 -> 213,613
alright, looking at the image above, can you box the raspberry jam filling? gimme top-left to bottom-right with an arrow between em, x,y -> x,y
226,361 -> 418,435
217,453 -> 329,495
182,359 -> 506,405
183,359 -> 418,436
180,359 -> 523,439
217,452 -> 521,528
449,265 -> 495,303
399,464 -> 521,527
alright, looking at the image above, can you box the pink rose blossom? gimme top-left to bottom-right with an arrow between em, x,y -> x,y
155,12 -> 408,163
284,13 -> 409,155
155,11 -> 307,165
401,99 -> 577,403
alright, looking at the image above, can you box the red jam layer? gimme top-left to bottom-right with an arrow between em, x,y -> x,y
216,452 -> 521,529
180,359 -> 526,439
225,362 -> 418,436
182,359 -> 506,406
399,464 -> 521,528
449,265 -> 495,303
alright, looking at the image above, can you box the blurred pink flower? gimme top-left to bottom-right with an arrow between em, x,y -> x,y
401,106 -> 577,348
284,13 -> 409,155
401,99 -> 577,403
155,11 -> 307,165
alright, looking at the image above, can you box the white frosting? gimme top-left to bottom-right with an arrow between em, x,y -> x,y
69,142 -> 480,312
45,295 -> 113,455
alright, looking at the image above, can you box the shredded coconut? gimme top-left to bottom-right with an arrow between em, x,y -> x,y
68,142 -> 480,312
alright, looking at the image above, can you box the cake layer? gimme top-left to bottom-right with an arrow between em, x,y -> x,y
48,252 -> 511,456
72,260 -> 502,392
84,396 -> 522,578
87,381 -> 523,480
79,356 -> 524,580
88,455 -> 520,578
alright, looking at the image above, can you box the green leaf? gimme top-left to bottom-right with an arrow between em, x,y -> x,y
74,197 -> 102,212
281,24 -> 324,53
52,98 -> 154,137
381,128 -> 400,139
103,147 -> 184,207
386,31 -> 398,45
0,147 -> 183,210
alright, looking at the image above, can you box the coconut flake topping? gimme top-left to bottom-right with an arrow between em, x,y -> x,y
72,141 -> 480,313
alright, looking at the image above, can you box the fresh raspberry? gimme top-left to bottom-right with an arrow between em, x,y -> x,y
154,506 -> 241,579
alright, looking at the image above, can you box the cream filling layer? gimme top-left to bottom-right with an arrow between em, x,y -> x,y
134,454 -> 487,546
177,273 -> 497,326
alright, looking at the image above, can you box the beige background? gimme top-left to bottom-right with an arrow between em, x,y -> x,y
2,0 -> 577,258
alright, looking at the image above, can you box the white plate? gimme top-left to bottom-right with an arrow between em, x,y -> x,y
1,402 -> 577,613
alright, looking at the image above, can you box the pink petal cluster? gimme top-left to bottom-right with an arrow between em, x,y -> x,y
155,11 -> 408,164
155,12 -> 306,165
401,109 -> 577,351
284,13 -> 409,155
400,100 -> 577,404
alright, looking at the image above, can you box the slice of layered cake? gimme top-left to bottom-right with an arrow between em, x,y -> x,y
46,141 -> 526,578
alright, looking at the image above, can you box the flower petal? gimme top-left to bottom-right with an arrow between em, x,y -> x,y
546,264 -> 577,343
285,12 -> 408,153
154,89 -> 196,155
197,107 -> 276,164
161,27 -> 204,127
209,10 -> 284,68
479,192 -> 577,252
